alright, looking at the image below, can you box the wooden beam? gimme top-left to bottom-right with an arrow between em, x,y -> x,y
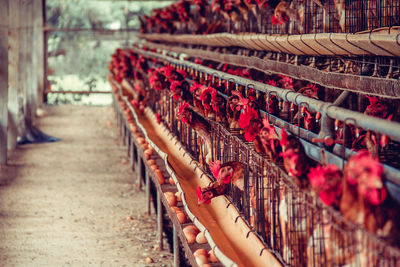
0,0 -> 9,164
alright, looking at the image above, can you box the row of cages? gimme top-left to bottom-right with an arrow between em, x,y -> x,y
109,47 -> 400,266
140,0 -> 400,35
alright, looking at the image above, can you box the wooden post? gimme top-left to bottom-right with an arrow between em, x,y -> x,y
0,0 -> 9,164
7,0 -> 21,150
22,0 -> 34,126
32,0 -> 44,109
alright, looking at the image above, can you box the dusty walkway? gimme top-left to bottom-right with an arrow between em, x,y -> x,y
0,105 -> 173,267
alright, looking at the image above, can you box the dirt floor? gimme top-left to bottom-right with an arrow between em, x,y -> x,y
0,105 -> 173,267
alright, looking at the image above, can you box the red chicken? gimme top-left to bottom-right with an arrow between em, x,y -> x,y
339,150 -> 399,265
254,117 -> 281,161
199,86 -> 217,118
238,106 -> 261,142
364,95 -> 390,119
170,80 -> 192,102
130,82 -> 148,113
211,92 -> 227,124
352,96 -> 392,157
226,94 -> 242,129
272,1 -> 304,34
308,163 -> 342,207
197,181 -> 228,205
196,160 -> 245,205
209,160 -> 245,190
177,102 -> 212,166
264,80 -> 280,116
148,68 -> 167,91
190,81 -> 206,116
340,150 -> 388,232
279,129 -> 310,185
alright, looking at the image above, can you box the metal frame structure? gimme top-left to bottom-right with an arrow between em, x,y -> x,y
109,46 -> 400,266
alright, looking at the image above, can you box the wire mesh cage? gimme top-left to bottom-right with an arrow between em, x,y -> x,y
113,48 -> 400,267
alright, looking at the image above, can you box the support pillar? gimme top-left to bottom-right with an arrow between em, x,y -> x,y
0,0 -> 9,164
7,0 -> 21,150
32,0 -> 44,108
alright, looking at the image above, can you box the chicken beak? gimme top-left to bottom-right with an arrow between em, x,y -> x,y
372,179 -> 383,189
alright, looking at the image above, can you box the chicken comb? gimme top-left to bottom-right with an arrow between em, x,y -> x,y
177,102 -> 190,115
162,65 -> 174,77
262,116 -> 274,131
366,95 -> 379,106
231,90 -> 243,99
231,90 -> 249,107
280,75 -> 293,88
209,160 -> 222,179
170,80 -> 181,92
280,128 -> 289,149
266,79 -> 277,86
190,81 -> 203,92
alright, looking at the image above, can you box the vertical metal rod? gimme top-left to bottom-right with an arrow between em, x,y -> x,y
123,123 -> 127,146
125,125 -> 129,148
127,134 -> 131,157
173,225 -> 180,267
157,191 -> 164,250
145,169 -> 151,215
137,155 -> 142,190
130,140 -> 135,171
119,113 -> 122,132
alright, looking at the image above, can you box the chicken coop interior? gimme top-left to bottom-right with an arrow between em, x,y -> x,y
1,0 -> 400,266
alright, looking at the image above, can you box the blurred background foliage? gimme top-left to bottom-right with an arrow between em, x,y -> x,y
45,0 -> 173,105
